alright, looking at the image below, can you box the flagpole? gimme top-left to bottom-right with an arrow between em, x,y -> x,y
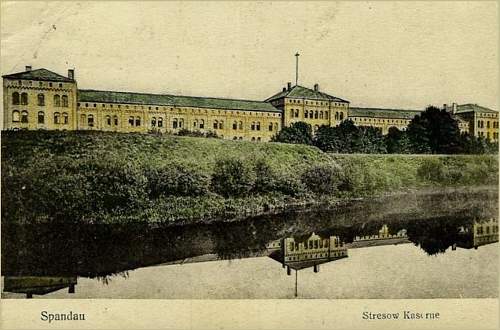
295,52 -> 300,86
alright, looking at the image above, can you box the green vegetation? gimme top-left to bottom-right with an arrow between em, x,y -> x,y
2,130 -> 498,225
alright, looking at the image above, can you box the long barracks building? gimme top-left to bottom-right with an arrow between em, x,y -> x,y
2,66 -> 499,142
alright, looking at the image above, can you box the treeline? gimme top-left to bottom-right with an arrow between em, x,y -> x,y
272,106 -> 498,154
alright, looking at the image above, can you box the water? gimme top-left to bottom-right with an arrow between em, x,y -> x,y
1,188 -> 498,299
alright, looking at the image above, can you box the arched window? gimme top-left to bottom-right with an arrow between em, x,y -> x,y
173,118 -> 178,129
21,111 -> 28,123
62,112 -> 68,124
199,119 -> 204,129
21,92 -> 28,105
62,95 -> 68,107
251,137 -> 256,141
88,114 -> 94,127
54,95 -> 61,107
12,110 -> 20,122
309,110 -> 313,118
239,121 -> 243,130
335,112 -> 339,120
37,94 -> 45,106
233,136 -> 237,140
193,120 -> 198,128
314,111 -> 318,119
114,115 -> 119,126
239,137 -> 243,140
256,122 -> 261,131
290,109 -> 294,118
53,112 -> 60,124
12,92 -> 20,105
38,111 -> 44,124
219,121 -> 223,129
213,120 -> 218,129
135,117 -> 141,126
269,123 -> 273,131
325,112 -> 329,120
233,121 -> 237,130
158,117 -> 163,128
179,118 -> 183,128
151,117 -> 157,127
319,111 -> 323,119
340,112 -> 344,120
305,111 -> 308,118
294,109 -> 299,117
257,137 -> 261,142
107,115 -> 112,126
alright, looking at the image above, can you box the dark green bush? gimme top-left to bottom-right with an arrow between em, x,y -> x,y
211,158 -> 255,197
146,164 -> 210,198
301,163 -> 344,195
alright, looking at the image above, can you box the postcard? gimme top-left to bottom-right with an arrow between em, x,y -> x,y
1,1 -> 498,329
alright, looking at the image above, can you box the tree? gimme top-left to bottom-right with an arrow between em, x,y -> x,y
271,122 -> 313,145
385,126 -> 411,153
407,106 -> 461,154
356,126 -> 387,154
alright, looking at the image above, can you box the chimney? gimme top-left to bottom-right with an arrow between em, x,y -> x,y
25,65 -> 32,72
452,103 -> 457,114
68,69 -> 75,80
282,87 -> 287,92
287,82 -> 292,91
314,83 -> 319,91
443,103 -> 447,110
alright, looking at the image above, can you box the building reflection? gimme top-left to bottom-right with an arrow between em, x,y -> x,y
349,224 -> 410,248
454,218 -> 499,250
3,276 -> 77,299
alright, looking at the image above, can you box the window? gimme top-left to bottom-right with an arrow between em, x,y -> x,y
173,118 -> 178,129
233,121 -> 237,130
257,137 -> 261,142
151,117 -> 156,127
239,121 -> 243,130
12,110 -> 20,122
21,93 -> 28,105
319,111 -> 323,119
213,120 -> 218,129
294,109 -> 299,117
335,112 -> 339,120
135,117 -> 141,126
21,111 -> 28,123
199,119 -> 204,129
49,82 -> 52,87
309,110 -> 313,118
314,111 -> 318,119
114,115 -> 119,126
37,94 -> 45,106
269,123 -> 273,131
36,111 -> 44,124
290,109 -> 294,118
53,112 -> 60,124
340,112 -> 344,120
256,122 -> 261,131
325,112 -> 329,119
219,121 -> 224,129
107,115 -> 112,126
305,111 -> 308,118
179,119 -> 184,128
62,95 -> 68,107
39,82 -> 43,87
129,116 -> 135,126
59,83 -> 62,88
80,114 -> 86,125
158,117 -> 163,128
251,137 -> 255,141
88,114 -> 94,127
12,92 -> 20,105
54,95 -> 61,107
274,123 -> 278,131
62,112 -> 68,124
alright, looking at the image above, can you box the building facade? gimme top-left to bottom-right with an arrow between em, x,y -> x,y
3,66 -> 498,142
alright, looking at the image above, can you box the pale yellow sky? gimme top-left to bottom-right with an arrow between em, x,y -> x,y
1,1 -> 498,111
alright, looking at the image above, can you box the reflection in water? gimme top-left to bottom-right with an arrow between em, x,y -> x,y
1,189 -> 498,298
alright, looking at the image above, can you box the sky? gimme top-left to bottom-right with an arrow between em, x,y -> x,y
1,1 -> 498,111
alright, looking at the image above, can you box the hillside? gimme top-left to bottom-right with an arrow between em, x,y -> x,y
2,130 -> 498,225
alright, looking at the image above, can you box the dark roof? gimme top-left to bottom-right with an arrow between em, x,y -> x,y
2,68 -> 74,82
265,85 -> 349,103
455,104 -> 498,114
349,107 -> 423,120
78,89 -> 281,113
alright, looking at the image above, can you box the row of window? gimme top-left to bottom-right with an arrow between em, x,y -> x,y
11,92 -> 69,107
15,80 -> 65,88
288,99 -> 345,107
11,110 -> 68,124
478,131 -> 498,140
477,120 -> 498,129
476,225 -> 498,235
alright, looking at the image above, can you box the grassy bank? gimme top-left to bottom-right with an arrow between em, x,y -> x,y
2,130 -> 498,225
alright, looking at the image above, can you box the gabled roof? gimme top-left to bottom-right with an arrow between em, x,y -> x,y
455,104 -> 498,114
349,107 -> 423,120
265,85 -> 349,103
78,89 -> 281,113
2,68 -> 74,82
